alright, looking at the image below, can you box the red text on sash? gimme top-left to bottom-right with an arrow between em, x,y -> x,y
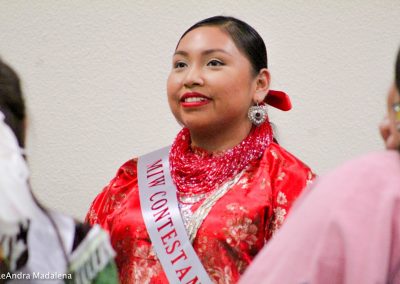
146,159 -> 199,284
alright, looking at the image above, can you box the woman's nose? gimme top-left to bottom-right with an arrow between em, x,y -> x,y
183,66 -> 204,88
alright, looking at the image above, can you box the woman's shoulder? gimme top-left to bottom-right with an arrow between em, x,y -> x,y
86,157 -> 139,225
105,157 -> 139,190
258,142 -> 315,189
262,142 -> 314,173
115,157 -> 138,178
263,142 -> 307,162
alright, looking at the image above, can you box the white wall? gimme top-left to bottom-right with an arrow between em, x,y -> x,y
0,1 -> 399,220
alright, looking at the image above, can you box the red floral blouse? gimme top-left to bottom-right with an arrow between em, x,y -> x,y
86,142 -> 314,283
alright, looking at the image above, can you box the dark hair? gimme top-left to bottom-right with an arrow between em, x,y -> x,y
179,16 -> 268,75
396,48 -> 400,93
0,59 -> 25,147
0,58 -> 69,265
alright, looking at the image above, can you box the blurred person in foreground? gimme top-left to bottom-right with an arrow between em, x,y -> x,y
240,48 -> 400,284
0,58 -> 118,283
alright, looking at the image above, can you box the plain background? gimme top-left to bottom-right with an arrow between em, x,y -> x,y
0,1 -> 399,219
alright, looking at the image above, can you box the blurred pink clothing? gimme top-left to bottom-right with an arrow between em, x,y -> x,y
240,151 -> 400,284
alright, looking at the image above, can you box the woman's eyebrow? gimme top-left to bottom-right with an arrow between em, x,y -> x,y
202,49 -> 230,56
173,49 -> 231,57
173,50 -> 189,57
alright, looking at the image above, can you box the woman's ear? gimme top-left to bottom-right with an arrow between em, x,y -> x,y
253,68 -> 271,103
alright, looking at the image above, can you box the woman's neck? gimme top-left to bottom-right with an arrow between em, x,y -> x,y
189,122 -> 253,153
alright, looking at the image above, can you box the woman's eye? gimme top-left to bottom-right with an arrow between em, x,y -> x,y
174,61 -> 187,69
207,60 -> 224,67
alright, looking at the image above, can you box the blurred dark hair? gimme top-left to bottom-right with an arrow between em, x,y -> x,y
0,58 -> 69,264
396,48 -> 400,93
178,16 -> 268,76
0,59 -> 25,147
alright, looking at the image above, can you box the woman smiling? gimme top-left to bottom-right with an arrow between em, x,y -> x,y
86,16 -> 314,284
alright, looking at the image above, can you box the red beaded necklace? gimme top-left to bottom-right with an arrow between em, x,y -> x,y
169,121 -> 273,195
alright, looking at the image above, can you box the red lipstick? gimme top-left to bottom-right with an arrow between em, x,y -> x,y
180,92 -> 211,108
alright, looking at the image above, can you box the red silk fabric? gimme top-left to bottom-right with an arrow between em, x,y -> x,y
86,143 -> 314,283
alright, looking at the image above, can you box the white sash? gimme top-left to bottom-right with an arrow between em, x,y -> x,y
137,146 -> 212,284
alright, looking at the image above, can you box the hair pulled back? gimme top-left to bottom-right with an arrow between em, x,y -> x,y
179,16 -> 268,75
0,59 -> 25,147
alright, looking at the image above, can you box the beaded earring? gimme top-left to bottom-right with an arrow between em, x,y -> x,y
248,102 -> 268,126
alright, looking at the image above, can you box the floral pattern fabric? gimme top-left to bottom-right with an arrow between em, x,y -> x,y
86,143 -> 314,283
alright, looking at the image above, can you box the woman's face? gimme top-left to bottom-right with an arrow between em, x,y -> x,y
386,84 -> 400,149
167,26 -> 259,135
